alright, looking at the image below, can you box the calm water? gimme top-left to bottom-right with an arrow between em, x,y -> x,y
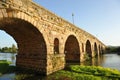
101,53 -> 120,70
0,53 -> 16,66
0,53 -> 120,80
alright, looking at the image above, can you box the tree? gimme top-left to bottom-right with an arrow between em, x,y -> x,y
1,47 -> 9,53
11,44 -> 17,53
0,44 -> 17,53
106,46 -> 120,53
0,47 -> 1,52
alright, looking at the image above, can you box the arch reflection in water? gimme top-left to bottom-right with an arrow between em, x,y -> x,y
65,55 -> 104,66
80,55 -> 104,66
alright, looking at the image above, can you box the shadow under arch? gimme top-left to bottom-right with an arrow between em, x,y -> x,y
101,46 -> 104,54
94,42 -> 98,56
0,18 -> 47,73
98,45 -> 101,55
64,35 -> 80,63
54,38 -> 59,54
86,40 -> 92,57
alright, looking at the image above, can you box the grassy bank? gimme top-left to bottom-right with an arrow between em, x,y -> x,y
0,61 -> 120,80
47,65 -> 120,80
0,60 -> 15,75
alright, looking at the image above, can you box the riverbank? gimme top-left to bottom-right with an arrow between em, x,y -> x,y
46,65 -> 120,80
0,53 -> 120,80
0,60 -> 15,75
0,61 -> 120,80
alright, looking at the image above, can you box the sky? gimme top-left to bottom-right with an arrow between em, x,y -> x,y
0,0 -> 120,47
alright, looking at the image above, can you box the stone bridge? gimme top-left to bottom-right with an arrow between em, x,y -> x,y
0,0 -> 106,75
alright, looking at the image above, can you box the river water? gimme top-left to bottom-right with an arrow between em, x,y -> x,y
0,53 -> 16,66
0,53 -> 120,80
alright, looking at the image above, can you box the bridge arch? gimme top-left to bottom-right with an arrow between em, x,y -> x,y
64,35 -> 80,63
54,38 -> 59,54
85,40 -> 92,57
0,17 -> 47,73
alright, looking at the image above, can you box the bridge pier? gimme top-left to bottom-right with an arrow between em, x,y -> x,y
46,54 -> 65,75
80,52 -> 86,62
16,54 -> 47,74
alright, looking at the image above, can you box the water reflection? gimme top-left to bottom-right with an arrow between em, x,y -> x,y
1,53 -> 120,70
0,73 -> 15,80
81,55 -> 104,66
101,53 -> 120,70
67,55 -> 104,66
0,53 -> 16,66
67,53 -> 120,71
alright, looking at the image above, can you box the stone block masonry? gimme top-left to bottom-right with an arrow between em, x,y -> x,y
0,0 -> 106,75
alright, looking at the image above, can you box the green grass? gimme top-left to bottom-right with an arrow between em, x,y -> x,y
69,65 -> 120,78
0,60 -> 16,75
0,60 -> 9,74
47,70 -> 102,80
0,61 -> 120,80
15,74 -> 34,80
0,60 -> 11,64
47,65 -> 120,80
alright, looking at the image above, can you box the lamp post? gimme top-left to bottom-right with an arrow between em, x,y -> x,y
72,13 -> 74,24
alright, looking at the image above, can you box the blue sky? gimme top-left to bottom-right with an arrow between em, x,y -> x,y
0,0 -> 120,47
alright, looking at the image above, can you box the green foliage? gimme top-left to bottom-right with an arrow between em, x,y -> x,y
15,74 -> 34,80
0,60 -> 16,74
69,65 -> 120,79
84,53 -> 91,60
0,63 -> 9,73
46,65 -> 120,80
47,70 -> 101,80
0,48 -> 1,52
11,44 -> 17,53
0,44 -> 17,53
106,46 -> 120,53
0,60 -> 9,73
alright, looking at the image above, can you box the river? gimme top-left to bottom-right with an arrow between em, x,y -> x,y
0,53 -> 16,66
0,53 -> 120,80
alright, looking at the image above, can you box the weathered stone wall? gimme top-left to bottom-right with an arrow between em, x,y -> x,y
0,0 -> 106,75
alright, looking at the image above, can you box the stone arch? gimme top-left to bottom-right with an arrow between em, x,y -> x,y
86,40 -> 92,57
94,42 -> 98,56
0,17 -> 47,73
54,38 -> 59,54
64,35 -> 80,63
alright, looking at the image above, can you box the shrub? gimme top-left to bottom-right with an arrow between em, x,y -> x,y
0,60 -> 15,74
0,61 -> 9,73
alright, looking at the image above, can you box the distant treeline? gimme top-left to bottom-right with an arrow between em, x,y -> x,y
106,46 -> 120,53
0,44 -> 17,53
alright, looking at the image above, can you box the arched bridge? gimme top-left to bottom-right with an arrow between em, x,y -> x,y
0,0 -> 106,75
